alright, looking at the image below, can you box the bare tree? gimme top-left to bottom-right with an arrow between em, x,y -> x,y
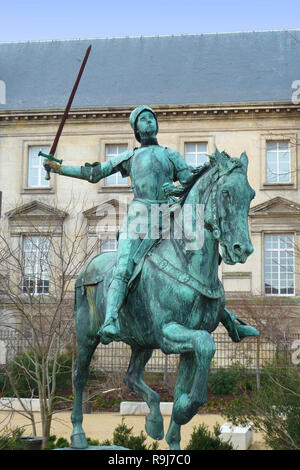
0,199 -> 99,447
235,296 -> 293,342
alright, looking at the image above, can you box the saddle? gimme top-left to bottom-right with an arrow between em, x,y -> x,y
75,251 -> 116,289
75,232 -> 224,301
74,237 -> 155,292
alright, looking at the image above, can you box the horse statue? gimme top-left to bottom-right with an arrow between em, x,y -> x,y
70,148 -> 256,450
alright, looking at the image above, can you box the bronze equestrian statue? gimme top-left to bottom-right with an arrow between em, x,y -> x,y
44,105 -> 258,449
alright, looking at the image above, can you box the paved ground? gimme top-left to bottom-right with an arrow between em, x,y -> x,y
0,410 -> 267,450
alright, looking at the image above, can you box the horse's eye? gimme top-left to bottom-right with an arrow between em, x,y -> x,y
222,189 -> 230,197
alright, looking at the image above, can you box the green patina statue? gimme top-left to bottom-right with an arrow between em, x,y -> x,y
44,105 -> 258,450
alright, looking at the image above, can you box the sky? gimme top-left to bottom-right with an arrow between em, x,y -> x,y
0,0 -> 300,43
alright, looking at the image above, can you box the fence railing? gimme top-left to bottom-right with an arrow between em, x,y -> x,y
91,332 -> 300,376
0,329 -> 299,378
0,329 -> 30,365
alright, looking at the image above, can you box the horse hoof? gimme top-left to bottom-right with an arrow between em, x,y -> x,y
145,415 -> 164,440
71,432 -> 89,449
168,442 -> 181,450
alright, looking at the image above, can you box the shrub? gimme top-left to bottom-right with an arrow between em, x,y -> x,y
1,351 -> 73,398
208,366 -> 255,396
92,397 -> 121,411
185,423 -> 233,450
44,435 -> 101,449
0,373 -> 12,397
100,418 -> 159,450
0,427 -> 27,450
44,419 -> 160,450
221,362 -> 300,450
44,435 -> 70,450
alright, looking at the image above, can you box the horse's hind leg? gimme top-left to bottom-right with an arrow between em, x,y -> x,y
124,347 -> 164,440
71,337 -> 99,448
166,352 -> 197,450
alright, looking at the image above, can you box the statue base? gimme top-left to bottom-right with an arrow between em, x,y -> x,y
55,445 -> 129,450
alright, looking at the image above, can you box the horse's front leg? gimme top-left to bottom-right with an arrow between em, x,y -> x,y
161,322 -> 216,426
124,347 -> 164,440
166,352 -> 197,450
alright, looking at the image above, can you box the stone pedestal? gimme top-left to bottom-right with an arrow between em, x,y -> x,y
55,445 -> 129,451
219,422 -> 253,450
120,401 -> 173,415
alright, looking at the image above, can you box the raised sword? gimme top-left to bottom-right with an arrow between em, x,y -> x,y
39,44 -> 92,180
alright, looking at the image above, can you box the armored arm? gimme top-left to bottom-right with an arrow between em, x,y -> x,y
44,150 -> 132,183
163,149 -> 210,200
166,149 -> 194,186
43,159 -> 95,181
167,149 -> 211,186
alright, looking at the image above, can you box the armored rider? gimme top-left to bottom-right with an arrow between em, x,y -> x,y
44,105 -> 258,344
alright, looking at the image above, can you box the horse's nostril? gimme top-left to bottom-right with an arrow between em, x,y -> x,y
234,243 -> 253,256
234,244 -> 242,254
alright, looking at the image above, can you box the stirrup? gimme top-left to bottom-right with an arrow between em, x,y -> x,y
102,317 -> 120,336
98,317 -> 120,343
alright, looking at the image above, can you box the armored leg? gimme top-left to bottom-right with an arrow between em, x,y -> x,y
221,307 -> 259,343
98,277 -> 127,342
98,236 -> 141,344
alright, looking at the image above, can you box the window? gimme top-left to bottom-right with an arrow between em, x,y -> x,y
184,142 -> 208,167
28,146 -> 50,188
266,141 -> 290,183
264,234 -> 294,296
101,237 -> 118,253
22,236 -> 50,294
105,144 -> 128,186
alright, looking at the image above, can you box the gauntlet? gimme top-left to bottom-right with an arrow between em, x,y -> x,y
44,159 -> 61,173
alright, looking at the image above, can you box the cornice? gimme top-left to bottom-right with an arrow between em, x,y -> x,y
1,102 -> 300,123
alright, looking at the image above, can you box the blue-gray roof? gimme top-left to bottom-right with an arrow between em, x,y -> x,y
0,30 -> 300,111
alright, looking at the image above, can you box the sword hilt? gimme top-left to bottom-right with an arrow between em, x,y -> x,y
39,151 -> 63,180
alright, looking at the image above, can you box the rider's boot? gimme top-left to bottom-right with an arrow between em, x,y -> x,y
221,308 -> 259,343
98,278 -> 127,344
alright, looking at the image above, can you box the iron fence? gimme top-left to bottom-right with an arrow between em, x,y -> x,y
91,332 -> 300,375
0,329 -> 299,378
0,329 -> 30,365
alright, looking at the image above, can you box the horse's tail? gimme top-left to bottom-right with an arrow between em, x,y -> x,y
73,283 -> 102,337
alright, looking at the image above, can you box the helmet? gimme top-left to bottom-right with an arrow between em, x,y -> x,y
129,105 -> 158,142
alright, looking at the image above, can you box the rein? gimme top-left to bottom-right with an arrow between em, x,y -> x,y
186,159 -> 244,243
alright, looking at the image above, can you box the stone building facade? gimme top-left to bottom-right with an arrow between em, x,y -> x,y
0,30 -> 299,333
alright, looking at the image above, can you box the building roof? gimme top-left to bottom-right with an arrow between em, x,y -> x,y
0,30 -> 300,111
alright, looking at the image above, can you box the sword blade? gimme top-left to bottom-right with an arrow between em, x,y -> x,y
50,44 -> 92,156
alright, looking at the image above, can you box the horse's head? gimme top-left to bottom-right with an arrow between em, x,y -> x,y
206,148 -> 255,265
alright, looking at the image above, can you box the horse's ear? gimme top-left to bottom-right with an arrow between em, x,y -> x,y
240,151 -> 249,172
209,146 -> 221,165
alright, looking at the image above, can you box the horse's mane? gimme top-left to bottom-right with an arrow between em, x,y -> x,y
168,149 -> 244,205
